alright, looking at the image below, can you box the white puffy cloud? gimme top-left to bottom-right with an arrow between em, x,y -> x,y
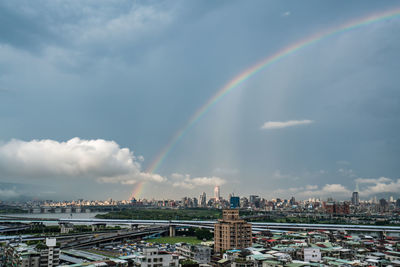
0,138 -> 165,184
321,184 -> 350,193
276,183 -> 351,198
305,184 -> 318,190
96,172 -> 166,185
171,173 -> 226,189
261,120 -> 313,130
276,176 -> 400,199
355,177 -> 400,196
299,184 -> 351,197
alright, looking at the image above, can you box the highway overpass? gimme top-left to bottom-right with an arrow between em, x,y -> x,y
1,217 -> 400,233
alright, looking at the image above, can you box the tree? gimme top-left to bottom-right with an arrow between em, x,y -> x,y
180,259 -> 199,267
195,228 -> 213,240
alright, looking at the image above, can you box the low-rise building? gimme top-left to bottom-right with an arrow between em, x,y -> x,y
3,238 -> 60,267
176,244 -> 211,264
132,247 -> 179,267
303,247 -> 321,262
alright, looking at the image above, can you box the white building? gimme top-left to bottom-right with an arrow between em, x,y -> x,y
214,186 -> 220,201
132,247 -> 179,267
4,238 -> 60,267
303,247 -> 321,262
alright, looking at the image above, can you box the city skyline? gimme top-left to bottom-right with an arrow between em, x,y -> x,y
2,184 -> 399,205
0,1 -> 400,200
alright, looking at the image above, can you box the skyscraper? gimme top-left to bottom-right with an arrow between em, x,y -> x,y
249,195 -> 260,208
351,191 -> 359,206
214,186 -> 220,201
379,198 -> 389,213
230,195 -> 240,208
200,192 -> 207,208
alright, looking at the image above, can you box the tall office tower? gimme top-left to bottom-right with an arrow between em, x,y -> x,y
249,195 -> 261,208
351,191 -> 359,206
230,195 -> 240,208
214,209 -> 252,253
379,198 -> 389,212
193,197 -> 198,208
200,192 -> 207,207
214,186 -> 220,201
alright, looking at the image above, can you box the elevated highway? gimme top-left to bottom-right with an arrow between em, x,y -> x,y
1,217 -> 400,232
0,226 -> 168,249
61,226 -> 168,248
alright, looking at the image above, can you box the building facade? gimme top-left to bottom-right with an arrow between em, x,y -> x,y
230,196 -> 240,209
324,201 -> 350,214
132,247 -> 179,267
214,186 -> 221,201
200,192 -> 207,208
351,192 -> 359,206
3,238 -> 60,267
176,244 -> 211,264
214,209 -> 252,253
303,247 -> 321,262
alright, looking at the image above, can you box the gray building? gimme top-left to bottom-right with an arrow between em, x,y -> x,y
3,238 -> 60,267
200,192 -> 207,208
176,244 -> 211,264
351,191 -> 359,206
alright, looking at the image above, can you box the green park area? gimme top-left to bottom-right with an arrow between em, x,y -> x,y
146,236 -> 203,245
147,228 -> 213,244
95,208 -> 222,220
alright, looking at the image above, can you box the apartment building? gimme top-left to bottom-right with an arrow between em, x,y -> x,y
214,209 -> 252,253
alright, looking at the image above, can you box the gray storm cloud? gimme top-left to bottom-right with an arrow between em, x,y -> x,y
0,1 -> 399,199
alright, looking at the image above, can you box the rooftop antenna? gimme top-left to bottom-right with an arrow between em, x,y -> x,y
355,181 -> 359,192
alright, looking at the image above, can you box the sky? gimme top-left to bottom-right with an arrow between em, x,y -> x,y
0,0 -> 400,201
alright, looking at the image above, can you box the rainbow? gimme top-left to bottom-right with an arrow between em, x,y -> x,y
130,7 -> 400,199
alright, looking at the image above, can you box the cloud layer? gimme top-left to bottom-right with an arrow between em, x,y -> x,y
0,138 -> 165,184
0,188 -> 20,198
0,1 -> 399,199
356,177 -> 400,197
0,138 -> 226,197
276,177 -> 400,199
261,120 -> 314,130
171,173 -> 226,189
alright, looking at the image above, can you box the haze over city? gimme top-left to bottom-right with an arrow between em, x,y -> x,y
1,0 -> 400,201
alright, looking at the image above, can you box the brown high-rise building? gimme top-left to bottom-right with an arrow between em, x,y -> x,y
214,209 -> 252,253
324,201 -> 350,215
